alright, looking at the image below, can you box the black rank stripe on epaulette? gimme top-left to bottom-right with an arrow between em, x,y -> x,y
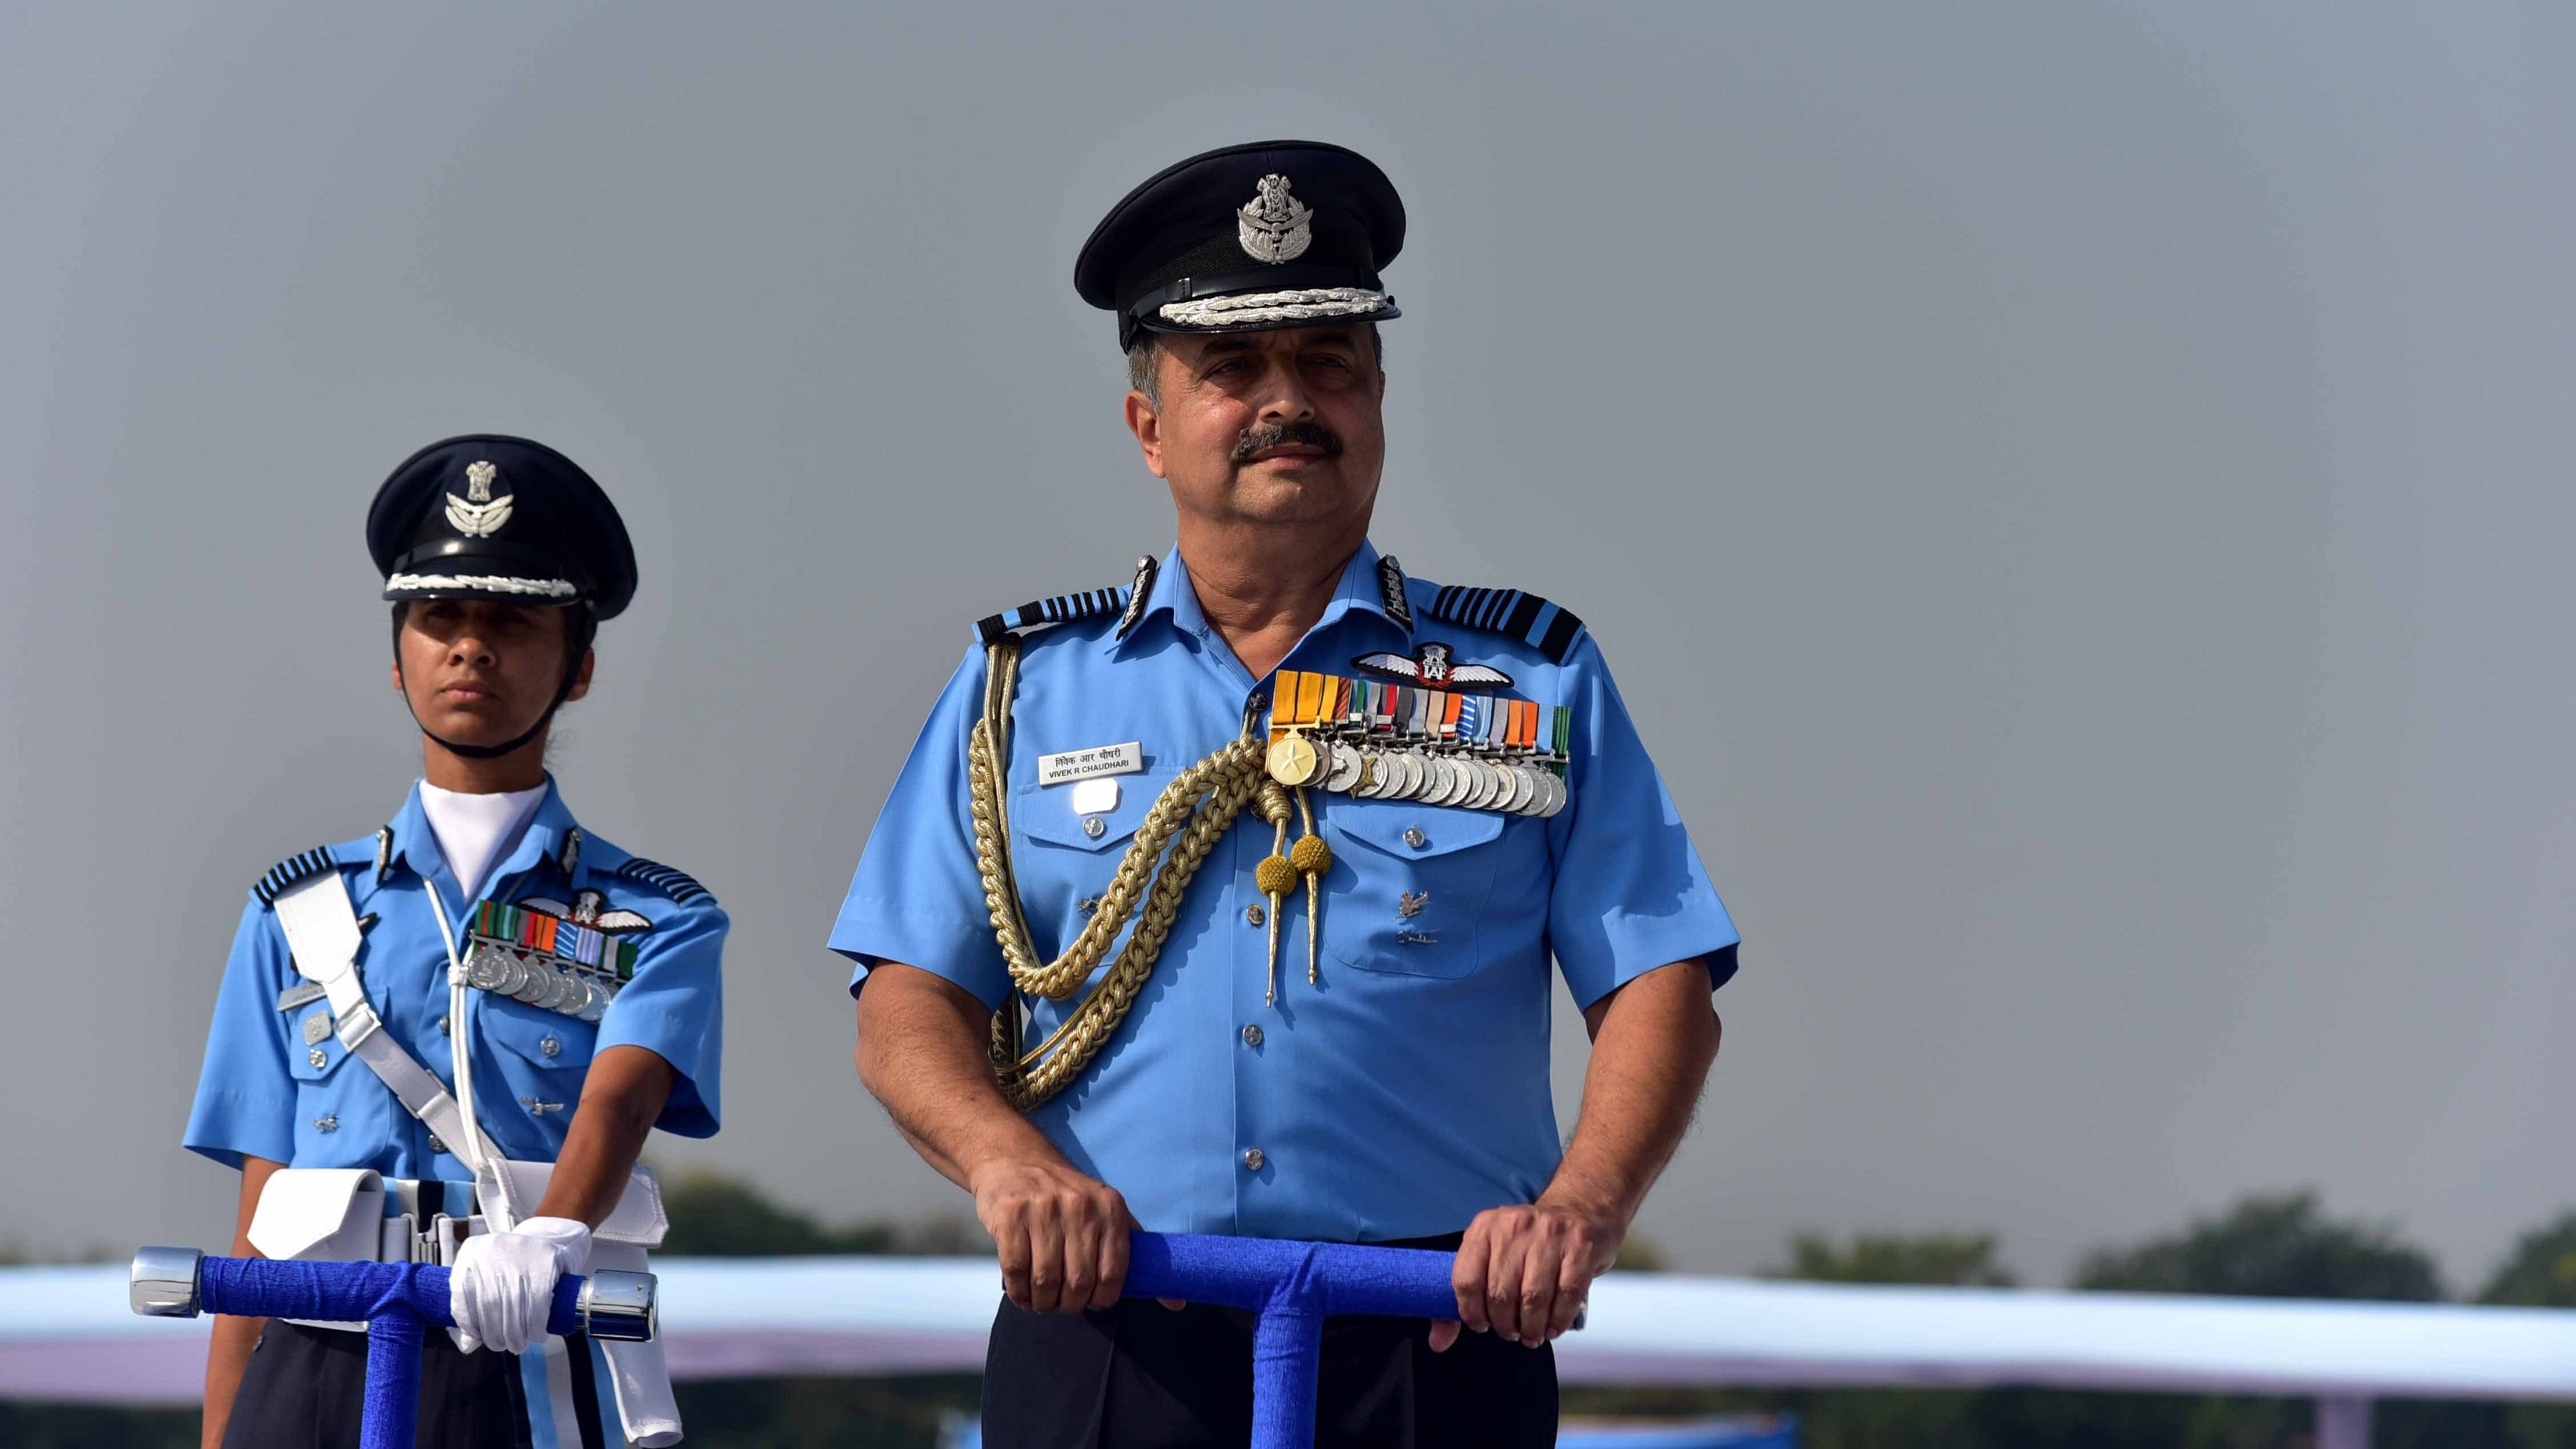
617,857 -> 713,905
254,846 -> 346,907
1426,585 -> 1589,664
974,580 -> 1135,646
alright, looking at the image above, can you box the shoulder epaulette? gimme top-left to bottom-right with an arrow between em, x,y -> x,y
1425,585 -> 1588,665
252,846 -> 351,907
974,586 -> 1127,646
974,555 -> 1159,646
616,856 -> 714,905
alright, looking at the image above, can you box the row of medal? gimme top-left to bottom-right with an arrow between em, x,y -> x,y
461,901 -> 636,1024
1265,670 -> 1572,818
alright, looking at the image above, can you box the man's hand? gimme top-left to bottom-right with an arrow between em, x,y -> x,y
1435,1197 -> 1622,1350
971,1155 -> 1137,1315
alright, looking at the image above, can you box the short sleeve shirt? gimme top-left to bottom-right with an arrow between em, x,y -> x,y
186,779 -> 727,1179
830,542 -> 1737,1242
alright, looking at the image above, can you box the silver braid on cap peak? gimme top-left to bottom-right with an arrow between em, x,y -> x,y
1158,287 -> 1391,329
385,571 -> 580,599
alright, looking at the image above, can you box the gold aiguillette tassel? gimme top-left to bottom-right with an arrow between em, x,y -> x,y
1289,787 -> 1331,985
1254,783 -> 1294,1007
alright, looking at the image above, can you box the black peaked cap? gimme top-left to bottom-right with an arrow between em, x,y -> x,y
366,435 -> 638,620
1075,140 -> 1405,349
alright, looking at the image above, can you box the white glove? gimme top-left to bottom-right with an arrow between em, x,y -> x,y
449,1216 -> 591,1354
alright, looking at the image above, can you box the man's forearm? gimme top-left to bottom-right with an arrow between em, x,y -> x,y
1548,960 -> 1722,1226
854,964 -> 1067,1190
856,964 -> 1137,1315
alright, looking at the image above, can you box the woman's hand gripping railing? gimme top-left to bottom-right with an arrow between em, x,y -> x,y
130,1246 -> 655,1449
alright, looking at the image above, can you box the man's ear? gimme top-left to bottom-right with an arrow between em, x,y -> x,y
1125,391 -> 1169,479
391,660 -> 404,694
564,649 -> 597,704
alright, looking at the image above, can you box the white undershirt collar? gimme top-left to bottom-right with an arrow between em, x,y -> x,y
417,780 -> 549,902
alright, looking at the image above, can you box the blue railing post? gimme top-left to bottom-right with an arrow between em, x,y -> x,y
1120,1231 -> 1465,1449
130,1248 -> 654,1449
362,1309 -> 426,1449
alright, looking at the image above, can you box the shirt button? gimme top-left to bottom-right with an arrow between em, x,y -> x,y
1242,1148 -> 1266,1171
1403,827 -> 1428,849
1242,1024 -> 1264,1047
427,1135 -> 447,1155
307,1048 -> 328,1069
539,1036 -> 562,1058
1083,816 -> 1107,839
1245,903 -> 1265,927
438,1014 -> 451,1035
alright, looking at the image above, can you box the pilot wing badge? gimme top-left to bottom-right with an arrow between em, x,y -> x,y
1238,174 -> 1313,264
1352,640 -> 1515,690
519,888 -> 653,936
443,459 -> 515,537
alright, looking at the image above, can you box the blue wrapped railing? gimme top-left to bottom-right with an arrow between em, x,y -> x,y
1115,1233 -> 1465,1448
127,1247 -> 655,1449
135,1231 -> 1475,1449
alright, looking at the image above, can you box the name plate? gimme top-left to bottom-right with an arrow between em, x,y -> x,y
1039,740 -> 1144,787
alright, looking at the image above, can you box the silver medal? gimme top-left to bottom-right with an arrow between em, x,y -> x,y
1467,759 -> 1503,809
1324,742 -> 1365,793
1393,751 -> 1427,800
1534,769 -> 1569,818
512,957 -> 550,1003
1523,767 -> 1558,817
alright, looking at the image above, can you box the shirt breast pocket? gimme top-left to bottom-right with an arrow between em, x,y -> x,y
480,998 -> 598,1124
281,1001 -> 387,1157
1011,769 -> 1178,944
1324,803 -> 1511,980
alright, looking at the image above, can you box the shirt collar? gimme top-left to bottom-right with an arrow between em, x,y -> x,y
386,775 -> 581,894
1107,539 -> 1411,656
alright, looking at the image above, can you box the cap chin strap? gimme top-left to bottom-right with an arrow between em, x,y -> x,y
400,606 -> 596,762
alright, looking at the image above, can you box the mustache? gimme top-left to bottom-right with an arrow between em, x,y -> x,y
1231,420 -> 1345,462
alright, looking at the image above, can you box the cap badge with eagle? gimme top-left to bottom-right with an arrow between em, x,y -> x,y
1237,174 -> 1313,263
443,460 -> 514,538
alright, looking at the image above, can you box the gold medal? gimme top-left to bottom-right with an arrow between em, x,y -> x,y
1266,731 -> 1322,787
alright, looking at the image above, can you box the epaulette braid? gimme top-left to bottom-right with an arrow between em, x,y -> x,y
617,856 -> 713,905
974,582 -> 1134,646
254,847 -> 344,907
1426,585 -> 1588,664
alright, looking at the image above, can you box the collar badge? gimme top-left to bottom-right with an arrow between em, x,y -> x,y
445,459 -> 514,538
1237,174 -> 1313,264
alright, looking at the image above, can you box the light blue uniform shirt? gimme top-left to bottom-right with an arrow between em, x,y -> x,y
187,779 -> 726,1179
831,542 -> 1738,1243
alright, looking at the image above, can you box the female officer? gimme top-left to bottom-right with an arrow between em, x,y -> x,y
184,435 -> 725,1448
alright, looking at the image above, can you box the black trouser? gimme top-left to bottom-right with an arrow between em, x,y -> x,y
979,1235 -> 1558,1449
220,1318 -> 606,1449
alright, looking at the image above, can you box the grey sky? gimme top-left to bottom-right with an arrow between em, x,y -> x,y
5,3 -> 2569,1289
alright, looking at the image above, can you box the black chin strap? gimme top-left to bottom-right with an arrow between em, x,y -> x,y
400,606 -> 597,762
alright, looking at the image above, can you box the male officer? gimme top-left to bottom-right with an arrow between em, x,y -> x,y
186,436 -> 724,1448
834,141 -> 1737,1446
